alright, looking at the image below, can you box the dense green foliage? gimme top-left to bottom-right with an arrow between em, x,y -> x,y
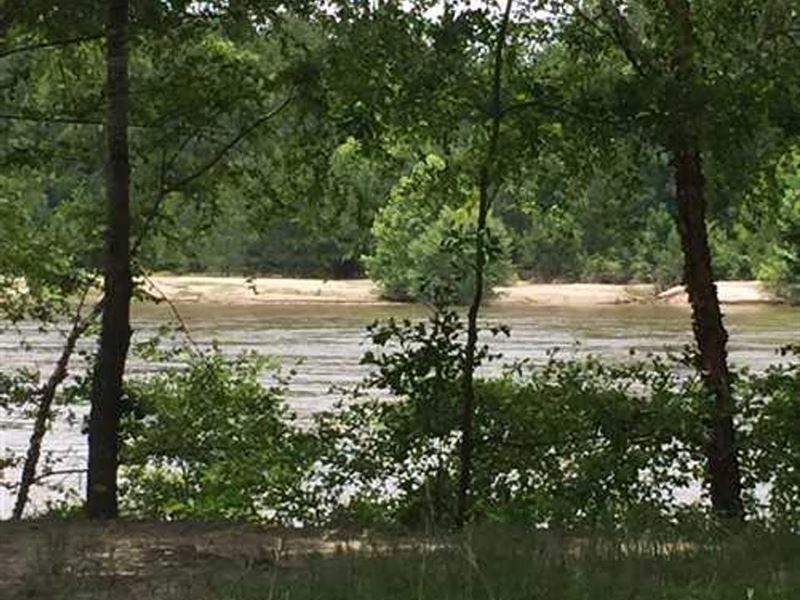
115,313 -> 800,530
759,152 -> 800,302
2,0 -> 799,541
0,170 -> 97,321
500,151 -> 686,286
307,315 -> 800,529
3,2 -> 797,298
364,154 -> 513,303
121,349 -> 313,521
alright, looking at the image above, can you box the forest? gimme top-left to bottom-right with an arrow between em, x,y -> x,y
1,0 -> 800,598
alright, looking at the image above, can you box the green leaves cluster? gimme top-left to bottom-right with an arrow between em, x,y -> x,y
306,320 -> 710,529
758,151 -> 800,302
114,319 -> 800,531
364,154 -> 514,304
307,323 -> 800,530
5,0 -> 795,294
0,170 -> 99,323
121,349 -> 314,521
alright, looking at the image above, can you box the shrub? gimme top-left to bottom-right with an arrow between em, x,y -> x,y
737,351 -> 800,527
758,151 -> 800,303
306,311 -> 502,528
121,349 -> 314,522
306,313 -> 800,531
309,328 -> 709,530
116,322 -> 800,531
364,154 -> 513,304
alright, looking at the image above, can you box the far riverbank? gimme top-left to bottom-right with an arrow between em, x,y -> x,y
140,276 -> 777,307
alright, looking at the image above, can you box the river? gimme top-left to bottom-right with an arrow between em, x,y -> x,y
1,302 -> 798,517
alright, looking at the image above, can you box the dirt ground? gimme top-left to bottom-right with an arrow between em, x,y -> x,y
0,520 -> 435,599
0,519 -> 706,600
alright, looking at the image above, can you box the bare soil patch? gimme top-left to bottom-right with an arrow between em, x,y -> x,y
0,520 -> 442,599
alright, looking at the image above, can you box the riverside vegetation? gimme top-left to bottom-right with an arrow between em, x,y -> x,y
96,313 -> 800,530
1,0 -> 800,598
3,313 -> 800,598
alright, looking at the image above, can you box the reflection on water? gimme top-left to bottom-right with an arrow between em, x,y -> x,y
1,302 -> 798,517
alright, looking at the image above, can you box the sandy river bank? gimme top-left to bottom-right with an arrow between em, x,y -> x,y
140,276 -> 776,307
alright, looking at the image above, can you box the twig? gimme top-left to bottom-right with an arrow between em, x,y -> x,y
0,111 -> 232,135
31,468 -> 88,486
565,0 -> 651,78
162,94 -> 294,195
138,270 -> 200,352
130,93 -> 294,258
0,33 -> 103,60
0,112 -> 105,128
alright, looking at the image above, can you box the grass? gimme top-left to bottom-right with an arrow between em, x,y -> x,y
186,529 -> 800,600
5,523 -> 800,600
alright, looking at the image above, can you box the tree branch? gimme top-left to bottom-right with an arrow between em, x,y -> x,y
566,0 -> 651,78
599,0 -> 651,77
137,268 -> 200,352
564,0 -> 616,42
0,111 -> 231,135
0,33 -> 104,60
163,95 -> 294,195
502,98 -> 627,128
31,468 -> 88,486
130,93 -> 294,257
0,112 -> 105,128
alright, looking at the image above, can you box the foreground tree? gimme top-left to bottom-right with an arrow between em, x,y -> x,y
661,0 -> 742,519
555,0 -> 799,519
456,0 -> 515,527
2,0 -> 313,516
87,0 -> 131,518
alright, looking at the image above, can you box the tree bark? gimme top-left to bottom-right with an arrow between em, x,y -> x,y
663,0 -> 744,521
672,146 -> 744,520
87,0 -> 131,519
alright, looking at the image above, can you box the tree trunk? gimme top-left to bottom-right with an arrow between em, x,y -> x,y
663,0 -> 744,521
455,167 -> 488,529
672,146 -> 744,520
455,0 -> 513,529
87,0 -> 131,519
13,293 -> 101,519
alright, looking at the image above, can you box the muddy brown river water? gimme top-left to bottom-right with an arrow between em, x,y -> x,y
1,302 -> 798,517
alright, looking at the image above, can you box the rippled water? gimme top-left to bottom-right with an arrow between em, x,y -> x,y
1,302 -> 798,517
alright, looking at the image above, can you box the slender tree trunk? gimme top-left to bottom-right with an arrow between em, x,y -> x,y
87,0 -> 131,519
455,170 -> 489,529
455,0 -> 513,529
12,292 -> 101,519
672,146 -> 744,519
663,0 -> 744,521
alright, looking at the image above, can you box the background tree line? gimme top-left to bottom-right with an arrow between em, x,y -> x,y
2,1 -> 799,297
